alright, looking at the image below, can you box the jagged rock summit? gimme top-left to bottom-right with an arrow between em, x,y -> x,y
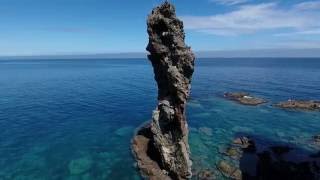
132,2 -> 195,180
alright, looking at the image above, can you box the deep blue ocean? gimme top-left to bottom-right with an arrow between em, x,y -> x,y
0,58 -> 319,180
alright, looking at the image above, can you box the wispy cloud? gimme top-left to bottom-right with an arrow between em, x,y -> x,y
275,29 -> 320,37
294,1 -> 320,10
182,1 -> 320,36
209,0 -> 249,5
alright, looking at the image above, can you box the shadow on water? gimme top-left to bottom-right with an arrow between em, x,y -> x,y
232,132 -> 320,180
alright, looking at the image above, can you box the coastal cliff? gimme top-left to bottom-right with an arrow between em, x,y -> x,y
132,2 -> 195,179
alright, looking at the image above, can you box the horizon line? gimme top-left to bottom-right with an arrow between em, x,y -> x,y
1,48 -> 320,59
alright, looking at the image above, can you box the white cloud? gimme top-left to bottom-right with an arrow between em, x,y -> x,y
275,29 -> 320,37
182,1 -> 320,36
210,0 -> 249,5
294,1 -> 320,10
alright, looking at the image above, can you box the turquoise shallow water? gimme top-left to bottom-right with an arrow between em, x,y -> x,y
0,58 -> 319,179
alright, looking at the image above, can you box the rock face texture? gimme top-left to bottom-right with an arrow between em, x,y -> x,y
132,2 -> 195,180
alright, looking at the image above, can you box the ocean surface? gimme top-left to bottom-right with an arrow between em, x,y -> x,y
0,58 -> 319,179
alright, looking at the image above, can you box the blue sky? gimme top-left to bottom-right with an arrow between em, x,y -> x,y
1,0 -> 320,56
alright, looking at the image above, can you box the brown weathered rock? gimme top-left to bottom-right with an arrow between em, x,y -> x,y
132,125 -> 171,180
132,2 -> 195,179
217,161 -> 242,180
223,147 -> 242,159
275,100 -> 320,111
197,169 -> 216,180
233,137 -> 253,148
224,92 -> 267,106
233,136 -> 256,153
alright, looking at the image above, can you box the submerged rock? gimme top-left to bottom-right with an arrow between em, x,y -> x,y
233,136 -> 256,152
314,135 -> 320,142
199,127 -> 213,137
115,126 -> 134,137
222,147 -> 242,160
233,137 -> 248,146
224,92 -> 267,106
68,157 -> 92,175
197,169 -> 216,180
275,100 -> 320,111
217,161 -> 242,180
312,135 -> 320,146
132,2 -> 195,179
314,135 -> 320,141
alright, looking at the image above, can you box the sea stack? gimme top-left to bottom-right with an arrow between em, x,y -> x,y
132,2 -> 195,180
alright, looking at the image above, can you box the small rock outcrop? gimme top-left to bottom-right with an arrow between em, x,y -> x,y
275,100 -> 320,111
132,2 -> 195,180
224,92 -> 267,106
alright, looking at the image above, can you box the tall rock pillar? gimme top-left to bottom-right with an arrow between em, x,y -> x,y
132,2 -> 195,179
